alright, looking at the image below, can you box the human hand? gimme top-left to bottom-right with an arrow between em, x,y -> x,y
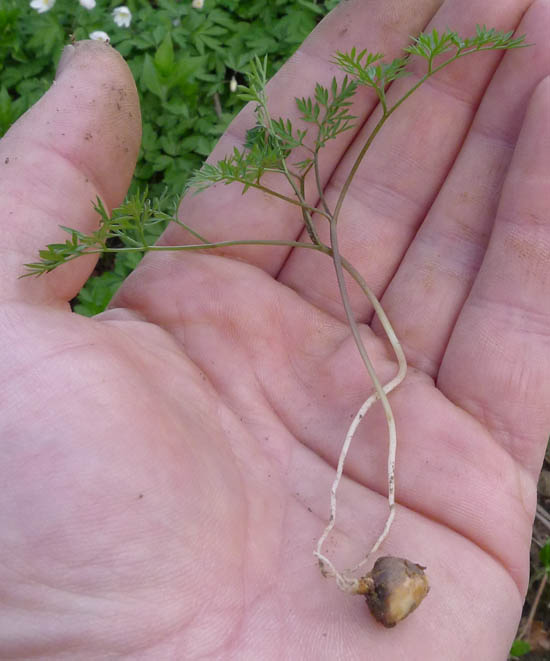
1,1 -> 549,659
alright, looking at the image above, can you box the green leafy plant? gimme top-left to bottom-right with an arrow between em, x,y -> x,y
24,24 -> 529,626
2,0 -> 339,197
510,638 -> 531,657
2,0 -> 338,314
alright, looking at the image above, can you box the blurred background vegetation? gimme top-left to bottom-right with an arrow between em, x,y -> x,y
1,0 -> 338,313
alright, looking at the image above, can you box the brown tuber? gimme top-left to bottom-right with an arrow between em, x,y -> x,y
355,556 -> 429,628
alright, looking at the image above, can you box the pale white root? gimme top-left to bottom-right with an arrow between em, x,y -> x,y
314,279 -> 407,592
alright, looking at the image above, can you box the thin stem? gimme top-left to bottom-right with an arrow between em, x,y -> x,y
376,85 -> 388,115
383,45 -> 512,121
313,218 -> 407,588
87,238 -> 325,255
328,219 -> 393,436
519,571 -> 548,640
258,89 -> 302,195
265,106 -> 324,245
171,217 -> 211,244
332,47 -> 499,227
298,175 -> 322,245
220,178 -> 332,221
340,256 -> 406,375
314,147 -> 332,217
23,237 -> 329,276
251,77 -> 327,244
279,158 -> 322,245
339,257 -> 406,579
384,57 -> 450,117
331,110 -> 388,225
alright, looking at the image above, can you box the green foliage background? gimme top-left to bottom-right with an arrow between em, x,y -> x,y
1,0 -> 339,313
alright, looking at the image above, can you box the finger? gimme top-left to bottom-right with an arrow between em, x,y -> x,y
0,40 -> 141,306
439,74 -> 550,479
157,0 -> 443,275
279,0 -> 532,320
372,0 -> 550,376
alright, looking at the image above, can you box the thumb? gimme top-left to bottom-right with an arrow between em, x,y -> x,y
0,40 -> 141,307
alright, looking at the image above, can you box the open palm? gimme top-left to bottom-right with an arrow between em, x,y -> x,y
2,1 -> 550,659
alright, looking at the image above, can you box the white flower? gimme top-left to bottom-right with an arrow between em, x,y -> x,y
30,0 -> 55,13
79,0 -> 96,8
112,6 -> 132,27
89,31 -> 110,43
191,0 -> 204,9
229,76 -> 237,93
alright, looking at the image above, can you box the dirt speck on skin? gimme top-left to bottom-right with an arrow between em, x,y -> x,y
84,132 -> 93,141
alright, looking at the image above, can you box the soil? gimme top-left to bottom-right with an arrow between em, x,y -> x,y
513,444 -> 550,659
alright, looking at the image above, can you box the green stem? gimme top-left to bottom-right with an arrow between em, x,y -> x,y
313,218 -> 405,585
171,217 -> 211,244
89,238 -> 325,255
279,158 -> 321,245
339,256 -> 406,375
332,46 -> 500,226
314,147 -> 332,217
331,110 -> 388,225
228,178 -> 331,221
299,175 -> 322,245
328,219 -> 398,438
23,238 -> 332,277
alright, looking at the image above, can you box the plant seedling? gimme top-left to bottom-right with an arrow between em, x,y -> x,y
24,24 -> 529,627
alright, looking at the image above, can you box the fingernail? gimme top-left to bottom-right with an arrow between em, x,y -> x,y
55,45 -> 76,80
